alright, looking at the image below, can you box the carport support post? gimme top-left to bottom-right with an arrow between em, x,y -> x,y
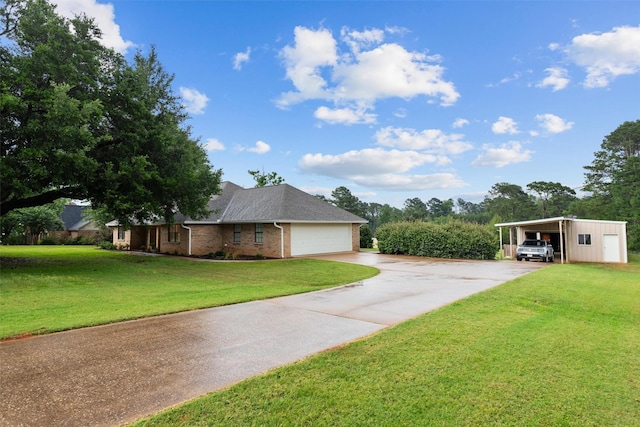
509,227 -> 514,258
559,219 -> 565,264
498,227 -> 503,259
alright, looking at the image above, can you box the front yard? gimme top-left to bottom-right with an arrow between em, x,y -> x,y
0,246 -> 379,340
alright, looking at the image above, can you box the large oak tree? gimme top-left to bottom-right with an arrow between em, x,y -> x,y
0,0 -> 221,224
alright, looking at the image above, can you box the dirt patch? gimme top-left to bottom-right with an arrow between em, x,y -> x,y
0,257 -> 40,268
1,328 -> 48,342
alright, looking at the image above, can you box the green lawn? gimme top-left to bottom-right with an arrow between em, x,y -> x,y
132,255 -> 640,426
0,246 -> 379,339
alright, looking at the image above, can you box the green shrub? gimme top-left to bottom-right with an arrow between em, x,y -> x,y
377,219 -> 498,260
359,224 -> 373,248
98,241 -> 116,250
38,237 -> 59,245
2,235 -> 25,245
64,235 -> 97,245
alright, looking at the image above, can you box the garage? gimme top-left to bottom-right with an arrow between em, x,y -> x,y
495,216 -> 628,264
291,223 -> 353,256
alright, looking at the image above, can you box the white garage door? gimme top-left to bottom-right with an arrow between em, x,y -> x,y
291,224 -> 352,256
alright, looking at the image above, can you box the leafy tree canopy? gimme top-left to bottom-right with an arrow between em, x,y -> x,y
582,119 -> 640,250
426,197 -> 454,218
484,182 -> 536,222
248,169 -> 285,187
0,199 -> 65,244
526,181 -> 577,218
403,197 -> 428,222
331,186 -> 367,219
0,0 -> 221,224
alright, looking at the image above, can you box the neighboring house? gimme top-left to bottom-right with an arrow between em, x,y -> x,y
107,182 -> 368,258
48,204 -> 101,242
495,217 -> 628,263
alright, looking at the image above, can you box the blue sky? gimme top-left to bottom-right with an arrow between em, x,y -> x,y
54,1 -> 640,208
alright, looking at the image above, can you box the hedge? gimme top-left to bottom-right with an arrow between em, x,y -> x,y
376,220 -> 499,260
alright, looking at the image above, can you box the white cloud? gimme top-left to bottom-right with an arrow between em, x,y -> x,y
299,148 -> 439,177
332,43 -> 456,104
393,108 -> 407,118
350,173 -> 467,191
53,0 -> 134,53
314,106 -> 377,125
298,146 -> 468,191
374,126 -> 473,156
276,25 -> 459,115
340,27 -> 385,54
203,138 -> 225,151
537,67 -> 570,91
237,140 -> 271,154
472,141 -> 533,168
548,42 -> 561,51
565,25 -> 640,88
452,118 -> 469,128
535,113 -> 574,133
179,87 -> 210,115
491,117 -> 519,135
233,47 -> 251,71
487,72 -> 521,88
277,26 -> 338,106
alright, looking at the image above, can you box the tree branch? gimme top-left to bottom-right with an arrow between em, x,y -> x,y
0,188 -> 74,216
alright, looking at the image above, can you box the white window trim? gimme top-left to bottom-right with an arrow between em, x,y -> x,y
577,233 -> 592,246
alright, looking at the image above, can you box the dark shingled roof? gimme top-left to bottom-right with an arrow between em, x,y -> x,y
61,205 -> 85,230
181,182 -> 366,224
60,204 -> 99,231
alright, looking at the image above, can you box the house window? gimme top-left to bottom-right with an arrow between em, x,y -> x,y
117,226 -> 125,241
234,224 -> 241,243
168,224 -> 180,243
578,233 -> 591,246
255,223 -> 263,243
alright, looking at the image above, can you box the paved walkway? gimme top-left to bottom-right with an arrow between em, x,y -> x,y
0,253 -> 544,427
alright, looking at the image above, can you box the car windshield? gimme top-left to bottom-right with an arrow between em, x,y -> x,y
522,240 -> 546,246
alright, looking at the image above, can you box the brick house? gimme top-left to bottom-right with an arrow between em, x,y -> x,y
107,182 -> 368,258
47,204 -> 101,242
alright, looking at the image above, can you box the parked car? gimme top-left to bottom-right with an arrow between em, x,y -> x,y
516,239 -> 555,262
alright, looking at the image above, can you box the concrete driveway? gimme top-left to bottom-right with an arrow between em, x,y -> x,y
0,253 -> 544,427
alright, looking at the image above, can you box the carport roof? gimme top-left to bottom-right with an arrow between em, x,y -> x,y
494,217 -> 627,228
494,217 -> 570,228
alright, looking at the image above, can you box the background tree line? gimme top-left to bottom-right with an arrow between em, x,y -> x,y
320,120 -> 640,251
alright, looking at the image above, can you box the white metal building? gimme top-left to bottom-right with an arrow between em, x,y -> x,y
495,217 -> 628,264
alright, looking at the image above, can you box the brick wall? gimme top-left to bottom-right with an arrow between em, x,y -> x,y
220,223 -> 289,258
115,222 -> 359,258
190,225 -> 223,256
351,224 -> 361,252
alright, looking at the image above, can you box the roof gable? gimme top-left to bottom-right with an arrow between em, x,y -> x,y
183,182 -> 366,224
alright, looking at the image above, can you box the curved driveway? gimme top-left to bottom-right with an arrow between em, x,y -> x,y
0,253 -> 544,427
